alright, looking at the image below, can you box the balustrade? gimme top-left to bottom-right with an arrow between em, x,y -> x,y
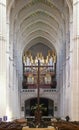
21,88 -> 57,93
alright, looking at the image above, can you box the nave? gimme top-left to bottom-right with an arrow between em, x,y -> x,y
0,0 -> 79,127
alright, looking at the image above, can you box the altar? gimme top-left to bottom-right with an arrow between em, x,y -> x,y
22,127 -> 55,130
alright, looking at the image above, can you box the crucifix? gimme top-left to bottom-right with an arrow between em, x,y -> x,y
35,60 -> 53,126
34,60 -> 41,126
36,60 -> 41,125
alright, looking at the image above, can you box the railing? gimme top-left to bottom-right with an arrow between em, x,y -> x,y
21,89 -> 35,92
21,88 -> 58,93
25,116 -> 52,119
43,89 -> 57,92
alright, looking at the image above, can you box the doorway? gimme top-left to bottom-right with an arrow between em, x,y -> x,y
25,98 -> 54,117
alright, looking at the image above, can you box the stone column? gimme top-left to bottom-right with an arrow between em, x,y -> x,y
70,0 -> 79,121
0,0 -> 7,118
59,51 -> 64,117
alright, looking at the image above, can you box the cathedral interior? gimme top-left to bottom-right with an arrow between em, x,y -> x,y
0,0 -> 79,129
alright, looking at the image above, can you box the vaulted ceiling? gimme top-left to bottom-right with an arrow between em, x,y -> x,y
7,0 -> 72,55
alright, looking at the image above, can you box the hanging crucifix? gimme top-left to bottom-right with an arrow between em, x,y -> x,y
35,60 -> 54,126
34,60 -> 42,126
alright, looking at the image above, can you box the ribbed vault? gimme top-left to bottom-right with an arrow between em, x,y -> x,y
7,0 -> 73,53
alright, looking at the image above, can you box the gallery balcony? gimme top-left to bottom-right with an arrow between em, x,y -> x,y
20,88 -> 58,102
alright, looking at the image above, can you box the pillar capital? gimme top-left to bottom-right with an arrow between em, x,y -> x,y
0,1 -> 6,6
73,0 -> 79,5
